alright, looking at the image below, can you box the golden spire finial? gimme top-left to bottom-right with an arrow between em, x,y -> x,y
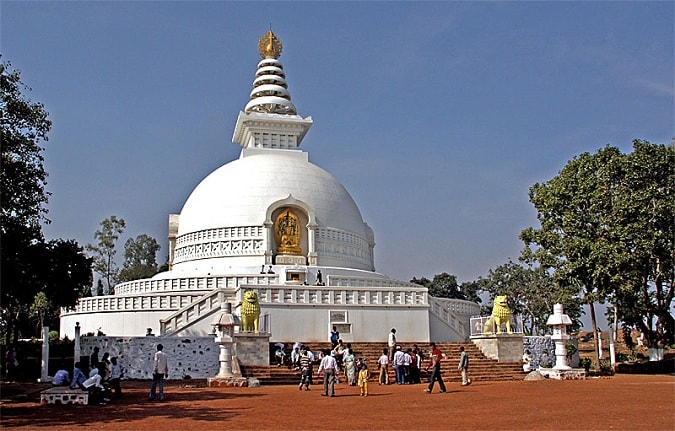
258,29 -> 283,59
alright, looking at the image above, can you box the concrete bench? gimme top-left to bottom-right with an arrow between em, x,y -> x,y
40,387 -> 89,405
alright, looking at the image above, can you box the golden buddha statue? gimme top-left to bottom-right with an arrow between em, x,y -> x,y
275,209 -> 302,255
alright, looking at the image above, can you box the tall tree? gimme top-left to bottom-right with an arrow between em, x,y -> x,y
118,234 -> 161,282
1,58 -> 51,343
87,216 -> 126,294
521,146 -> 623,367
1,59 -> 91,341
520,141 -> 674,365
608,141 -> 674,349
0,57 -> 51,238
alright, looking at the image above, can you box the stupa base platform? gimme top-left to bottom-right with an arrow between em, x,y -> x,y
538,368 -> 586,380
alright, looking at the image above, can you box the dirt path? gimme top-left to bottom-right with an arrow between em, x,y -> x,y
1,374 -> 673,430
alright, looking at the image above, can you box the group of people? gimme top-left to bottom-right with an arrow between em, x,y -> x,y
50,343 -> 169,405
50,346 -> 126,406
317,347 -> 370,397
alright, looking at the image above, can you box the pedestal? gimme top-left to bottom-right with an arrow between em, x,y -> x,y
470,334 -> 523,362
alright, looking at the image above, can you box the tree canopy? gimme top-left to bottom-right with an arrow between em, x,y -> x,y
411,272 -> 481,302
1,59 -> 91,341
520,140 -> 674,356
86,216 -> 126,294
118,234 -> 161,282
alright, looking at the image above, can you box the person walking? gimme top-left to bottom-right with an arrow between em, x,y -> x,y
330,326 -> 339,349
298,348 -> 312,391
458,346 -> 471,386
424,342 -> 446,394
318,348 -> 339,397
149,344 -> 169,401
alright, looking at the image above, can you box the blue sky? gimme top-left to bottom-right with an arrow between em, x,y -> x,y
2,1 -> 673,290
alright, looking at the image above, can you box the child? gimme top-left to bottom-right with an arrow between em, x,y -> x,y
109,356 -> 125,397
377,348 -> 389,385
357,362 -> 370,396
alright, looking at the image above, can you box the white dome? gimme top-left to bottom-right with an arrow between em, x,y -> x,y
173,148 -> 374,271
179,150 -> 367,236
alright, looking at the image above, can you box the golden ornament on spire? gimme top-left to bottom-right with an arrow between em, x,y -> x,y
258,30 -> 283,59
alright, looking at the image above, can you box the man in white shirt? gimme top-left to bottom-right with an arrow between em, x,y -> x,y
149,343 -> 169,401
388,328 -> 397,362
393,346 -> 405,384
318,349 -> 339,397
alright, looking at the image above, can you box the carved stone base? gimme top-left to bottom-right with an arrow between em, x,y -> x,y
207,376 -> 249,387
537,368 -> 587,380
275,254 -> 306,265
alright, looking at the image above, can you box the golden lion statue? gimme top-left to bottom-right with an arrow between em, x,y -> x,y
240,290 -> 261,333
483,295 -> 512,334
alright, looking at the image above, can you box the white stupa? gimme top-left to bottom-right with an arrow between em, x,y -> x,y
61,31 -> 479,343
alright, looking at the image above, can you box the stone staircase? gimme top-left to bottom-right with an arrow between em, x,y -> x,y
241,341 -> 524,385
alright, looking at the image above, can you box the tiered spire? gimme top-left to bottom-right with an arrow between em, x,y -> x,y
244,30 -> 297,115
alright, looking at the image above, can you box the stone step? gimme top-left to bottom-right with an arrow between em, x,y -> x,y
251,341 -> 525,385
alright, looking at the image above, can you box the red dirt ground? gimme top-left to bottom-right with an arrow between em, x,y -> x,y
1,374 -> 673,430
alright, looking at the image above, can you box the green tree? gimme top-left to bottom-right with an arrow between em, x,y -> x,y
1,58 -> 51,343
118,234 -> 161,282
608,141 -> 674,348
30,291 -> 50,335
521,146 -> 623,367
411,272 -> 467,299
0,58 -> 51,238
520,141 -> 674,366
1,60 -> 91,341
86,216 -> 126,294
459,280 -> 482,304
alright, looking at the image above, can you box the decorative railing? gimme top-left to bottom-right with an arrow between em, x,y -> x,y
160,288 -> 237,335
327,275 -> 420,289
62,292 -> 205,314
114,274 -> 280,295
428,297 -> 481,341
252,285 -> 428,306
470,315 -> 525,336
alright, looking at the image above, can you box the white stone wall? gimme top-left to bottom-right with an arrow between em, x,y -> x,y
79,336 -> 220,380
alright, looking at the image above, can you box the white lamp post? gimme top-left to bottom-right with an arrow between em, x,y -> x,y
546,303 -> 573,370
211,302 -> 236,377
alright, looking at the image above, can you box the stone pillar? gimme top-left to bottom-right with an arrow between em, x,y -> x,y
74,322 -> 81,369
264,221 -> 274,265
39,326 -> 51,382
307,223 -> 318,266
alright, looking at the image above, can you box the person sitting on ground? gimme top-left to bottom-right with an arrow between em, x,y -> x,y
52,366 -> 70,387
70,362 -> 87,390
83,368 -> 110,405
275,346 -> 286,367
